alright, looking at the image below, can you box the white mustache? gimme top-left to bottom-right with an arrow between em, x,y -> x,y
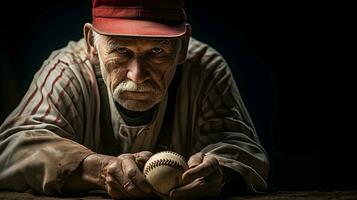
116,79 -> 157,93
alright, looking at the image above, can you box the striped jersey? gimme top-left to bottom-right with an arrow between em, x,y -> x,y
0,37 -> 269,194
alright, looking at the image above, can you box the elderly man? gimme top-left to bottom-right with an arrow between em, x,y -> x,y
0,0 -> 269,199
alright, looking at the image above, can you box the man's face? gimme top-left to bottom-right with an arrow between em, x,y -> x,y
94,33 -> 182,111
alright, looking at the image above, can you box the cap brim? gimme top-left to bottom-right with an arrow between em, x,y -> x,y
92,18 -> 187,38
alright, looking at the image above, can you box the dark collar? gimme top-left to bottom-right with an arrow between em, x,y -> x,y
115,102 -> 158,126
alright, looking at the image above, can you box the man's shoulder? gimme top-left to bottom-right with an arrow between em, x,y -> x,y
49,38 -> 88,64
39,38 -> 91,74
33,38 -> 94,89
185,37 -> 229,74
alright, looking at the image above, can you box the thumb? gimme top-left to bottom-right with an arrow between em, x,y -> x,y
182,152 -> 205,184
134,151 -> 153,169
187,152 -> 205,169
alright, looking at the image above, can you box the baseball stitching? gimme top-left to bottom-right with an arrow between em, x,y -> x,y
144,158 -> 186,176
160,151 -> 187,162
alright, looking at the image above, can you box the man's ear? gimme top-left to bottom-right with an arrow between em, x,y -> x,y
83,23 -> 99,65
177,24 -> 192,65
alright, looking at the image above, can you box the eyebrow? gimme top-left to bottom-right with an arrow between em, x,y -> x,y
106,37 -> 175,49
107,38 -> 129,49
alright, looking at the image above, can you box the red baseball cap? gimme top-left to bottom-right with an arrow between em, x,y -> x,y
91,0 -> 187,37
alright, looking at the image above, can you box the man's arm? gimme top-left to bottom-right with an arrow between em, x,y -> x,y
63,152 -> 154,199
193,60 -> 269,194
0,55 -> 94,194
171,45 -> 269,199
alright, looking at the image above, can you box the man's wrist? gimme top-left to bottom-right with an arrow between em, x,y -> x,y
63,153 -> 115,192
82,153 -> 115,190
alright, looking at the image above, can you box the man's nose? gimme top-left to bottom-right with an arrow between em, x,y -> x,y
126,58 -> 149,83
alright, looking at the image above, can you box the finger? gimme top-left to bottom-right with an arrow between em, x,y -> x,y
134,151 -> 153,169
170,173 -> 224,200
106,161 -> 134,198
170,177 -> 209,199
187,152 -> 205,169
105,175 -> 131,199
107,159 -> 146,198
182,155 -> 221,184
121,157 -> 153,194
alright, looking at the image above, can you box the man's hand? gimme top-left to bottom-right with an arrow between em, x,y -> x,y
64,151 -> 155,199
169,152 -> 225,200
102,151 -> 155,199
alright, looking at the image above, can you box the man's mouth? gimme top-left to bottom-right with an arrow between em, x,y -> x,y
124,90 -> 154,95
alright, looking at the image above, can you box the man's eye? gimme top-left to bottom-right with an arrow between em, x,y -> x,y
151,47 -> 163,54
116,48 -> 128,54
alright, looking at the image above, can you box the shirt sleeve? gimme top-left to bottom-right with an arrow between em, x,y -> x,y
193,55 -> 269,193
0,55 -> 94,194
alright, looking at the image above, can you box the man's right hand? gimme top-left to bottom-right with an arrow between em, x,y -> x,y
64,151 -> 154,199
102,151 -> 154,199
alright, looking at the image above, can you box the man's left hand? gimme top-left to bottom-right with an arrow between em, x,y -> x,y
169,152 -> 225,199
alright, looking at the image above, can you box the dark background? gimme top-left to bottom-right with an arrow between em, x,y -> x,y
0,0 -> 353,192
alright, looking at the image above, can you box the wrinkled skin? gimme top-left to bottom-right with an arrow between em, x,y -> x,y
102,151 -> 155,199
169,152 -> 225,200
63,23 -> 224,199
84,23 -> 189,112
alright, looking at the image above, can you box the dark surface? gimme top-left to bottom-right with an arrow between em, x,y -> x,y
1,191 -> 357,200
0,0 -> 350,193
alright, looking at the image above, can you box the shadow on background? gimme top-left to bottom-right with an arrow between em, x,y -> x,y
1,0 -> 347,193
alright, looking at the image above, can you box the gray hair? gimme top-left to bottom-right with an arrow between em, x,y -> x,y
92,30 -> 102,47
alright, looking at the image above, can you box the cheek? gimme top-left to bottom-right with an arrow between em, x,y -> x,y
102,58 -> 127,91
108,68 -> 126,90
149,64 -> 177,91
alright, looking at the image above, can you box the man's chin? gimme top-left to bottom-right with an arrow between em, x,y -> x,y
116,99 -> 158,112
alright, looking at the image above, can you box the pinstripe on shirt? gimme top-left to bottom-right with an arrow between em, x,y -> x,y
0,37 -> 269,194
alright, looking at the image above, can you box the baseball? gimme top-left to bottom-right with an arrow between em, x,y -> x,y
143,151 -> 188,195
